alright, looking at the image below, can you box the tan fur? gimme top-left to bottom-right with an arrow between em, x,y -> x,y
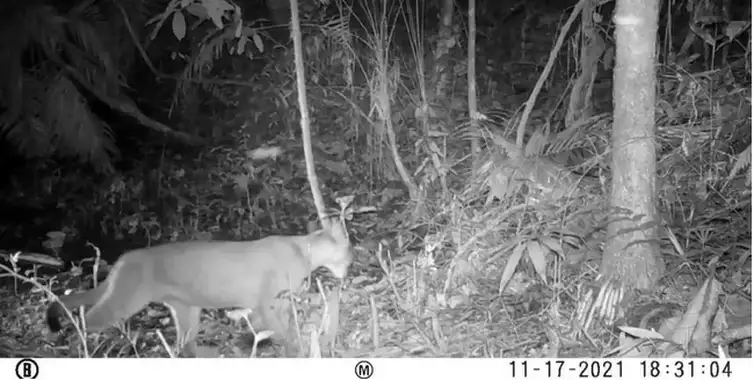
46,221 -> 352,357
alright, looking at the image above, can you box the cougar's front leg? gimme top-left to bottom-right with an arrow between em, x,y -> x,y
165,302 -> 205,357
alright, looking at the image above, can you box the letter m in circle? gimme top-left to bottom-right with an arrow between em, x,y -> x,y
355,362 -> 373,378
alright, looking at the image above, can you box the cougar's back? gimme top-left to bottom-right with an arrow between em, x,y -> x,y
136,240 -> 293,309
141,224 -> 351,309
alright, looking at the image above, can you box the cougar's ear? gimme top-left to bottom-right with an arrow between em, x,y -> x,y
331,219 -> 349,243
320,216 -> 348,243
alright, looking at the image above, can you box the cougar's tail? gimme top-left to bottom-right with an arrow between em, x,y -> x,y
46,285 -> 107,332
45,259 -> 129,332
46,301 -> 67,332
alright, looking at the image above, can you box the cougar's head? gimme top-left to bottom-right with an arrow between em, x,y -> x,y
310,219 -> 352,279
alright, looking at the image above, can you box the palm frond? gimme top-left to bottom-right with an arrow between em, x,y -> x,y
0,1 -> 146,173
43,74 -> 117,172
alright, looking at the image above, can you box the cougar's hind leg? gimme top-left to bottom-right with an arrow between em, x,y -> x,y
261,296 -> 296,357
165,302 -> 203,357
84,261 -> 150,331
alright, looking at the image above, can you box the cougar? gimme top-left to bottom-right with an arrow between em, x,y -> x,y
46,220 -> 352,357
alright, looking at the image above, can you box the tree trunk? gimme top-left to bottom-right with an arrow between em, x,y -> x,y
266,0 -> 291,43
266,0 -> 290,25
601,0 -> 665,291
432,0 -> 456,100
